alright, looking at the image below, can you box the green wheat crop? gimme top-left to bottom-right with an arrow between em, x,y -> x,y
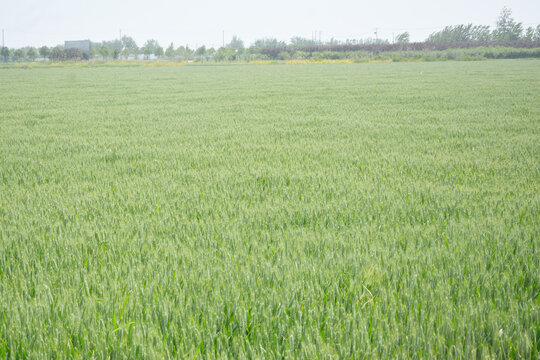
0,60 -> 539,358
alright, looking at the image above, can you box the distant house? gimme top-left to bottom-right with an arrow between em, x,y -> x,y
64,40 -> 91,56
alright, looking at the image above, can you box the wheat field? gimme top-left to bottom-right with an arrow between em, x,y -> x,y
0,60 -> 539,358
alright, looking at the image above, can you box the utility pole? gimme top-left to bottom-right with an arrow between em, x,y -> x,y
374,28 -> 378,41
119,29 -> 122,40
2,29 -> 4,48
222,30 -> 224,47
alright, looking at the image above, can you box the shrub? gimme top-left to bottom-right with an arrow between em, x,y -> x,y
278,51 -> 291,60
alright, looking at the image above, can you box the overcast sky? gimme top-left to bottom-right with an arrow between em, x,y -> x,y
1,0 -> 539,48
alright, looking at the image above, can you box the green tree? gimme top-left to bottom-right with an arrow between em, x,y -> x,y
290,37 -> 317,46
102,39 -> 122,51
253,38 -> 286,48
195,45 -> 206,59
155,46 -> 164,58
143,46 -> 152,59
175,46 -> 187,59
524,25 -> 540,41
121,36 -> 137,53
98,45 -> 110,60
142,40 -> 160,59
89,47 -> 97,59
50,46 -> 65,61
165,43 -> 175,58
176,45 -> 194,60
227,36 -> 244,50
395,32 -> 410,43
214,47 -> 238,61
112,48 -> 120,60
1,47 -> 10,61
492,7 -> 523,41
65,48 -> 82,60
26,48 -> 38,61
206,47 -> 216,58
128,46 -> 139,60
121,47 -> 130,59
525,27 -> 534,41
13,49 -> 26,61
39,46 -> 50,58
186,46 -> 194,60
142,39 -> 159,59
427,24 -> 491,42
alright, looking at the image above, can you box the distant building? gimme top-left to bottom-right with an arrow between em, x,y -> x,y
64,40 -> 91,55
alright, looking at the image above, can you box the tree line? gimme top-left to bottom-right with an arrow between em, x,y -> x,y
2,7 -> 539,62
427,8 -> 539,42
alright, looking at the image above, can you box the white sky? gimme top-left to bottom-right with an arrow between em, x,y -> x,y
1,0 -> 539,49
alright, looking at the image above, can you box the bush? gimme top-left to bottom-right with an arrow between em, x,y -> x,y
293,51 -> 309,59
278,51 -> 291,60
